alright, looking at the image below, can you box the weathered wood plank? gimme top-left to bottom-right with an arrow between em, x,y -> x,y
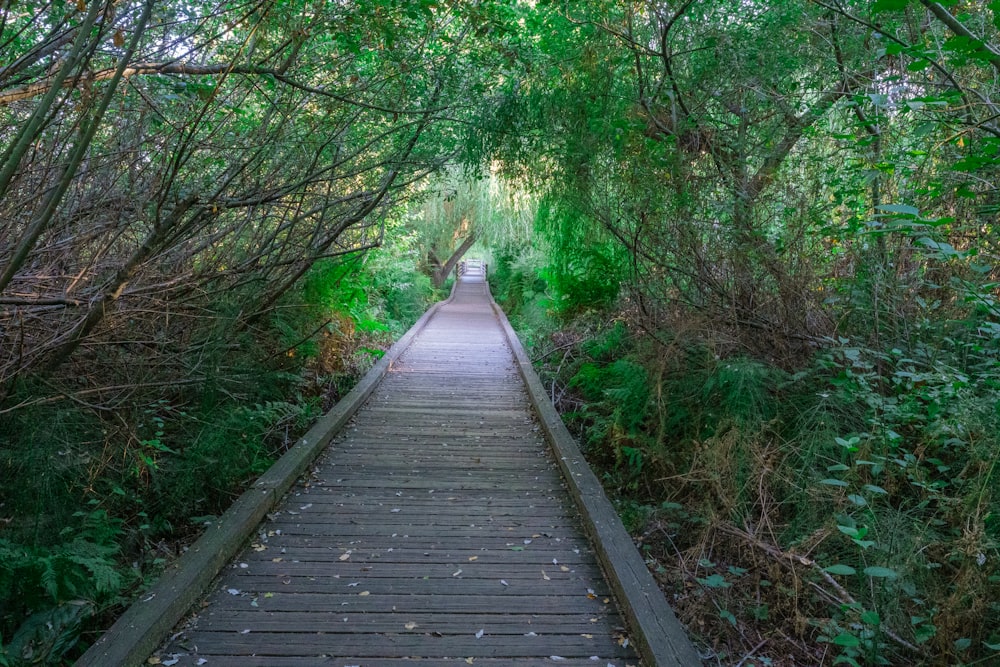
165,633 -> 631,657
166,659 -> 635,667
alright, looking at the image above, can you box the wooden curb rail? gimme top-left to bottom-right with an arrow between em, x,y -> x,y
489,296 -> 701,667
75,285 -> 458,667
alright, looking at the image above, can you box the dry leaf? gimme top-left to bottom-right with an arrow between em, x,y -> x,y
358,591 -> 370,596
468,556 -> 478,561
339,553 -> 351,561
541,570 -> 550,580
404,622 -> 418,630
475,629 -> 484,639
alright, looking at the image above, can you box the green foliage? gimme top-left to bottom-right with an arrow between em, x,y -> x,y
0,511 -> 127,665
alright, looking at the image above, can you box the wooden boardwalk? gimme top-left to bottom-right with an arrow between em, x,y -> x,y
85,267 -> 696,666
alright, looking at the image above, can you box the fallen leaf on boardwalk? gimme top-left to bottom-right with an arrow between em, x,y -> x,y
452,569 -> 462,577
147,658 -> 161,665
404,622 -> 418,630
226,589 -> 240,595
251,543 -> 267,552
238,563 -> 248,569
358,591 -> 370,596
240,629 -> 250,635
541,571 -> 550,580
500,580 -> 508,586
581,633 -> 593,639
560,566 -> 570,572
264,592 -> 274,598
523,539 -> 532,545
271,557 -> 283,563
338,553 -> 351,561
475,629 -> 484,639
603,598 -> 610,604
586,589 -> 597,599
390,508 -> 401,513
299,503 -> 312,510
196,660 -> 207,666
510,546 -> 524,552
552,559 -> 558,565
524,632 -> 537,637
468,556 -> 478,561
347,582 -> 359,587
550,656 -> 567,661
465,659 -> 474,665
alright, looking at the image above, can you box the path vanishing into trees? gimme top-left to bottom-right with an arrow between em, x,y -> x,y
78,268 -> 699,666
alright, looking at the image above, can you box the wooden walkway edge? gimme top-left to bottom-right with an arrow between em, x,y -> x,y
488,296 -> 701,666
77,271 -> 698,667
75,286 -> 460,667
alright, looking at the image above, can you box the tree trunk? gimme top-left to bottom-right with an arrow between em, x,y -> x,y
432,234 -> 476,287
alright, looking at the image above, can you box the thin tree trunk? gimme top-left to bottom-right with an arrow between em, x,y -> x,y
432,234 -> 476,287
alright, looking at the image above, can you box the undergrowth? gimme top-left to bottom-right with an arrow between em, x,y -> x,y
491,252 -> 1000,666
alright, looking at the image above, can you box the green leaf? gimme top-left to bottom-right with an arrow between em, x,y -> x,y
821,478 -> 850,487
824,564 -> 857,576
848,494 -> 868,506
861,610 -> 881,625
863,566 -> 898,579
984,641 -> 1000,650
954,638 -> 972,651
876,203 -> 920,216
864,484 -> 888,495
873,0 -> 910,10
833,632 -> 861,647
697,573 -> 731,588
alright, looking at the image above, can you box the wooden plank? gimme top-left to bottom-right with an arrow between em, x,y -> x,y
166,658 -> 636,667
193,610 -> 617,633
167,633 -> 631,657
